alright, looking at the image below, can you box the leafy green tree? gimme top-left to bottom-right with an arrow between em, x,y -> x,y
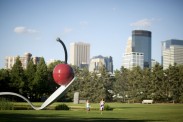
165,64 -> 180,103
71,67 -> 93,101
151,64 -> 164,102
127,66 -> 143,102
113,67 -> 129,102
24,58 -> 37,100
178,65 -> 183,103
66,65 -> 114,102
33,57 -> 48,101
0,69 -> 10,92
141,68 -> 152,100
9,57 -> 25,94
89,73 -> 102,102
98,65 -> 113,102
81,69 -> 95,101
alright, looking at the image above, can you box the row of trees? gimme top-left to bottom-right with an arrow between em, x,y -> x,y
0,57 -> 183,103
114,65 -> 183,103
69,63 -> 183,103
0,57 -> 60,101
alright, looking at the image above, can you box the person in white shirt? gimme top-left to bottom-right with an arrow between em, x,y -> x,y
100,99 -> 105,114
86,100 -> 90,113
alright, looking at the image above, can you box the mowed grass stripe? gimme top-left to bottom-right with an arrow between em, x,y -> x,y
0,103 -> 183,122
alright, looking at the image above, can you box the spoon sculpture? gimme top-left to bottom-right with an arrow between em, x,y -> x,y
0,38 -> 76,110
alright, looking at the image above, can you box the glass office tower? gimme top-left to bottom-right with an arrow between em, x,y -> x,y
132,30 -> 151,68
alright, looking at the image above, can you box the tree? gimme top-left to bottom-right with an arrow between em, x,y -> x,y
165,64 -> 180,103
178,65 -> 183,103
98,65 -> 113,102
9,57 -> 25,94
33,57 -> 48,101
0,69 -> 10,92
127,66 -> 143,102
141,68 -> 152,100
24,58 -> 37,100
70,67 -> 93,101
113,67 -> 129,102
151,64 -> 164,102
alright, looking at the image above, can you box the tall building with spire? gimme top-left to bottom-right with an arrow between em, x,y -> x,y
162,39 -> 183,69
70,42 -> 90,68
125,37 -> 132,53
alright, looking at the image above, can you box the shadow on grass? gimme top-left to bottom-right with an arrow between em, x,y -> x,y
0,112 -> 164,122
116,107 -> 143,109
114,106 -> 144,110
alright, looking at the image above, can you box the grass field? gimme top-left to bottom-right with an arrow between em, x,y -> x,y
0,102 -> 183,122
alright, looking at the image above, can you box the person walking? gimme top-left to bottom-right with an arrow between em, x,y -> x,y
100,99 -> 105,114
86,100 -> 90,113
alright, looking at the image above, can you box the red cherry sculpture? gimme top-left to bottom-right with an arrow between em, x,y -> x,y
53,64 -> 74,85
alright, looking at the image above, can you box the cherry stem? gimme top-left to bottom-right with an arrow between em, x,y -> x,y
56,38 -> 68,64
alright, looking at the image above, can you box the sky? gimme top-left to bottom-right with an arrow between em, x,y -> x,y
0,0 -> 183,70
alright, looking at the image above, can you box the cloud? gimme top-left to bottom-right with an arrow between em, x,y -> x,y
64,27 -> 73,34
14,26 -> 39,34
130,19 -> 154,28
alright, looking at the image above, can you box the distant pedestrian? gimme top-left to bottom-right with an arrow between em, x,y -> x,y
86,100 -> 90,113
100,99 -> 105,114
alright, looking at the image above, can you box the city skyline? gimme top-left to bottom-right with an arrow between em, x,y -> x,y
1,0 -> 183,70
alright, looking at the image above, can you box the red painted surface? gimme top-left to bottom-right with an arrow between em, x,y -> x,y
53,64 -> 74,85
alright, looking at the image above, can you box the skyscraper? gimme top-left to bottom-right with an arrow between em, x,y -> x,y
122,36 -> 144,69
104,56 -> 113,73
70,42 -> 90,67
162,39 -> 183,69
125,37 -> 132,53
132,30 -> 151,68
122,52 -> 144,70
89,55 -> 113,73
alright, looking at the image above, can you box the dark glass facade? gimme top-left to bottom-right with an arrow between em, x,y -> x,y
162,39 -> 183,50
132,30 -> 151,68
104,56 -> 113,73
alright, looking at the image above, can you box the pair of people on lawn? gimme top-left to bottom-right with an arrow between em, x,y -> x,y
86,99 -> 105,114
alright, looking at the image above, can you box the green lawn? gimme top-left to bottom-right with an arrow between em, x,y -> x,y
0,103 -> 183,122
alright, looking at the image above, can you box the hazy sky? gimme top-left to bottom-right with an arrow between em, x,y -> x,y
0,0 -> 183,70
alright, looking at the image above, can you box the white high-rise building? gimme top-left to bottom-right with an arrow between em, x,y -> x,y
125,37 -> 132,53
122,36 -> 144,69
162,39 -> 183,69
70,42 -> 90,67
122,52 -> 144,69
